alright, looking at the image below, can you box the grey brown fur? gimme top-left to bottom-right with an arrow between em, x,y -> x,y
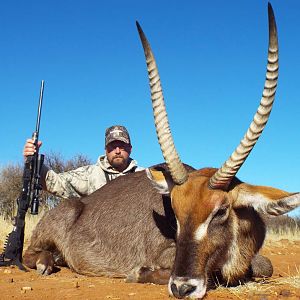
24,166 -> 180,279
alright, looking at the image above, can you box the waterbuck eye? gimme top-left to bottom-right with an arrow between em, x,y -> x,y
213,205 -> 229,220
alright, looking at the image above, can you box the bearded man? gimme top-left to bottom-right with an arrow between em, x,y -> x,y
23,125 -> 144,199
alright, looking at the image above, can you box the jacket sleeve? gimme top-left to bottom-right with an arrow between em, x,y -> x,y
41,164 -> 91,199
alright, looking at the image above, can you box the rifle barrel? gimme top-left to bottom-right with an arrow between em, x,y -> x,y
35,80 -> 45,136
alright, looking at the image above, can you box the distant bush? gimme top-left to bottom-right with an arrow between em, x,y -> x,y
262,214 -> 300,237
0,152 -> 91,219
0,163 -> 23,220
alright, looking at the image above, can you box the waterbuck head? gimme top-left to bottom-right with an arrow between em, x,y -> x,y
137,3 -> 300,299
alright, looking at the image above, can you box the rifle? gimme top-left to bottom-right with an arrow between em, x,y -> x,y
0,80 -> 45,270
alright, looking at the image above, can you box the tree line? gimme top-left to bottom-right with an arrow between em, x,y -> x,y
0,152 -> 91,220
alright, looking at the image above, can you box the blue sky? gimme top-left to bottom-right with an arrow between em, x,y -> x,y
0,1 -> 299,215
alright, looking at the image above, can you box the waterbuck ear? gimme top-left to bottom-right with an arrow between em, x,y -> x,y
230,183 -> 300,216
146,168 -> 175,195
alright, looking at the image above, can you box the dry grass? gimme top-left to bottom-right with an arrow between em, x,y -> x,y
0,213 -> 44,249
266,228 -> 300,242
215,277 -> 300,299
265,215 -> 300,242
213,269 -> 300,299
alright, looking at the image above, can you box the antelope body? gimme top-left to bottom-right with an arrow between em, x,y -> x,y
23,4 -> 300,299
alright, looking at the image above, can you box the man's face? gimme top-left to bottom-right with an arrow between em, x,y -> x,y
105,140 -> 132,171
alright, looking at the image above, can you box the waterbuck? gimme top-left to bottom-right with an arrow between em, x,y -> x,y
23,3 -> 299,299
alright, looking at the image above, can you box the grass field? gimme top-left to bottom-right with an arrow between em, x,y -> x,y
0,213 -> 44,249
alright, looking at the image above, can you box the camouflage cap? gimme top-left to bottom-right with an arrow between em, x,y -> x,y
105,125 -> 131,146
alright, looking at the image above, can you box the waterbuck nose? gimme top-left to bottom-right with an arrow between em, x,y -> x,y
171,282 -> 197,298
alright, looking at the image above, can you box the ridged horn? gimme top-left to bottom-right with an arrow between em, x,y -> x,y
136,21 -> 188,185
209,3 -> 279,190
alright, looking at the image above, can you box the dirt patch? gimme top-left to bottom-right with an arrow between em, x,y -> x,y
0,240 -> 299,300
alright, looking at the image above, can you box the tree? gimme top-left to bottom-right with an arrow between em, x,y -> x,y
0,164 -> 23,220
0,152 -> 91,219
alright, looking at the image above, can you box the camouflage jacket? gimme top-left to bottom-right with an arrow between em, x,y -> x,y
41,155 -> 144,199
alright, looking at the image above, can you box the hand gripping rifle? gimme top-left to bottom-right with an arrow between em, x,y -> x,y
0,81 -> 45,270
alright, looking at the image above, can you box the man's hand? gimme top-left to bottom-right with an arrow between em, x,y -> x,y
23,139 -> 42,159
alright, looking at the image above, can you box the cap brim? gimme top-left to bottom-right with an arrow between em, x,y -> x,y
106,137 -> 130,146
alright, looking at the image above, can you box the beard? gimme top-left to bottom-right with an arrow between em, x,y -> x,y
110,156 -> 127,169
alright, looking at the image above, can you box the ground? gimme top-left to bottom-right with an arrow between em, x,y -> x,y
0,239 -> 299,300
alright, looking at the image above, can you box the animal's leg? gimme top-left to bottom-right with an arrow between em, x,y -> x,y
250,254 -> 273,278
23,199 -> 84,275
127,242 -> 175,284
23,219 -> 57,275
138,267 -> 171,284
126,267 -> 171,285
23,249 -> 55,275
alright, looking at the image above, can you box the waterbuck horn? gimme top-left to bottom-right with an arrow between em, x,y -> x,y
209,3 -> 279,190
136,21 -> 188,185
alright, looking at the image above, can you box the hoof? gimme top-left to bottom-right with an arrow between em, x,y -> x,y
36,262 -> 53,275
36,251 -> 55,276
